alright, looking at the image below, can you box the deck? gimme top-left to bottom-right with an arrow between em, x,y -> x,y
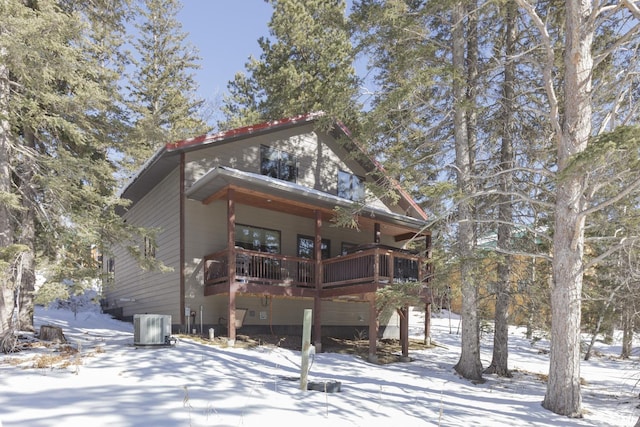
203,244 -> 431,299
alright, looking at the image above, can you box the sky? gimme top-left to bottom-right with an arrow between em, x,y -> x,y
174,1 -> 363,127
176,2 -> 274,112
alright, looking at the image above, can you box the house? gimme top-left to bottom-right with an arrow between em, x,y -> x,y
103,113 -> 432,360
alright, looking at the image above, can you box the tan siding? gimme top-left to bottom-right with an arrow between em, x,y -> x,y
183,198 -> 228,323
184,123 -> 393,213
106,169 -> 181,320
180,198 -> 386,328
228,296 -> 370,327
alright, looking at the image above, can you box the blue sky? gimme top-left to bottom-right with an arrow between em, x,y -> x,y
175,1 -> 366,125
176,1 -> 273,106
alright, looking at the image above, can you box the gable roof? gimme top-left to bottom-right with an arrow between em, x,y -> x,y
118,113 -> 427,221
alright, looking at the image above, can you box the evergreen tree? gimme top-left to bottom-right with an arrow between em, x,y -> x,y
351,0 -> 491,382
127,0 -> 209,168
0,0 -> 129,345
483,0 -> 517,378
221,0 -> 361,130
515,0 -> 640,416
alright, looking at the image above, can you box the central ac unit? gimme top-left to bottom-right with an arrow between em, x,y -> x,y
133,314 -> 172,346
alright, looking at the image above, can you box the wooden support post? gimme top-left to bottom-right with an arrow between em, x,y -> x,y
227,189 -> 236,344
374,222 -> 381,244
313,297 -> 322,352
399,306 -> 409,361
313,210 -> 322,352
300,308 -> 313,391
368,293 -> 378,363
228,287 -> 236,344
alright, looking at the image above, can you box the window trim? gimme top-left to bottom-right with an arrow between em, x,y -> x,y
260,145 -> 298,183
235,223 -> 282,253
297,234 -> 331,260
337,170 -> 365,201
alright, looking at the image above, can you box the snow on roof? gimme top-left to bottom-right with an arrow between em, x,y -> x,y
186,166 -> 428,230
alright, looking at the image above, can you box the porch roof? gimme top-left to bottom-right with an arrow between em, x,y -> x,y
186,166 -> 429,240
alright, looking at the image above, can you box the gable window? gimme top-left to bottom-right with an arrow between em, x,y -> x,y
297,235 -> 330,260
337,170 -> 365,201
261,145 -> 297,182
236,224 -> 281,253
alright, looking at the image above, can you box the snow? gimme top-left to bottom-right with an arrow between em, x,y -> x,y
1,305 -> 639,427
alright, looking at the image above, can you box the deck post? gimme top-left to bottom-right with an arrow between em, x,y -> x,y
300,308 -> 313,391
227,189 -> 237,344
313,210 -> 322,352
399,305 -> 409,361
425,302 -> 432,345
367,293 -> 378,363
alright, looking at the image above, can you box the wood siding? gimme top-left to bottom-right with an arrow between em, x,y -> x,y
181,200 -> 400,326
185,124 -> 390,213
105,169 -> 181,320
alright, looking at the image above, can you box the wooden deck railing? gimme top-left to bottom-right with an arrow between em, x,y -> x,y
204,246 -> 426,290
205,249 -> 315,288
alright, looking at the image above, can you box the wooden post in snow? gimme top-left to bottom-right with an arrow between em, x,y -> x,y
300,309 -> 312,391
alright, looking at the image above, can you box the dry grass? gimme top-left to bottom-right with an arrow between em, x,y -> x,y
179,332 -> 434,365
32,353 -> 71,369
1,342 -> 101,371
2,357 -> 25,367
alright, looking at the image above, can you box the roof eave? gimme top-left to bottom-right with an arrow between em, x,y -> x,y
186,166 -> 428,232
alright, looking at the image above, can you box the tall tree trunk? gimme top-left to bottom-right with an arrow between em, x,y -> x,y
0,47 -> 16,336
542,0 -> 593,417
486,1 -> 516,378
16,132 -> 36,332
17,215 -> 35,332
452,0 -> 483,382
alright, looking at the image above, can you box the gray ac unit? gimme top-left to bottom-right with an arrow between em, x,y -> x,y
133,314 -> 172,346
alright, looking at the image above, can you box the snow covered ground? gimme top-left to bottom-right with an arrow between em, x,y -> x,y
0,305 -> 638,427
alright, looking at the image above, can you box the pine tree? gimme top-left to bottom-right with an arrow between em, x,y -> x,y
351,0 -> 489,381
221,0 -> 360,130
483,0 -> 517,378
0,0 -> 129,343
515,0 -> 640,416
127,0 -> 210,168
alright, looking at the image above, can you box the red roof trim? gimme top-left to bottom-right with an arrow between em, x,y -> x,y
165,112 -> 322,152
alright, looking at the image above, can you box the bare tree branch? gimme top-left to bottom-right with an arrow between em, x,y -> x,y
514,0 -> 562,147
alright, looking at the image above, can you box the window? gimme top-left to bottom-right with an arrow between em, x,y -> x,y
341,242 -> 357,255
104,257 -> 115,285
297,235 -> 330,260
144,236 -> 156,259
337,170 -> 365,201
236,224 -> 281,253
261,145 -> 297,182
